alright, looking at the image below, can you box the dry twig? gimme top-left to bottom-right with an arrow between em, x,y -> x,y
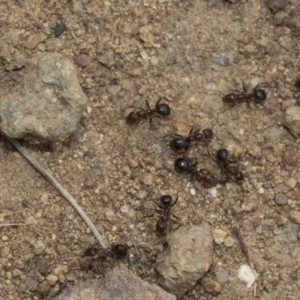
4,135 -> 107,248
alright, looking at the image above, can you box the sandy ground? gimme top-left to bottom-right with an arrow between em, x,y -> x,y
1,0 -> 300,299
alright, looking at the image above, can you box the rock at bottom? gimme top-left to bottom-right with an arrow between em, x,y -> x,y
54,263 -> 176,300
155,224 -> 213,298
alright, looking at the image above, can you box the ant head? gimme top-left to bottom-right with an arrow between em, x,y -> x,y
170,137 -> 187,152
156,102 -> 171,116
202,128 -> 213,139
235,171 -> 244,182
217,148 -> 228,162
112,244 -> 127,259
174,157 -> 191,173
160,195 -> 173,206
253,89 -> 266,103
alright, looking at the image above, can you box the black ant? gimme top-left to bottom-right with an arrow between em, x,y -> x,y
165,127 -> 213,153
126,97 -> 170,125
80,243 -> 127,272
215,149 -> 244,182
155,195 -> 179,235
174,158 -> 218,188
295,77 -> 300,90
222,83 -> 267,107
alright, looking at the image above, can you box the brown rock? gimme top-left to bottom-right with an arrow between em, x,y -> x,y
54,264 -> 175,300
285,107 -> 300,138
0,52 -> 87,142
290,210 -> 300,224
24,32 -> 48,49
203,281 -> 221,294
139,172 -> 153,186
45,38 -> 63,51
155,224 -> 213,298
38,282 -> 51,297
36,258 -> 50,275
75,53 -> 91,67
282,150 -> 298,170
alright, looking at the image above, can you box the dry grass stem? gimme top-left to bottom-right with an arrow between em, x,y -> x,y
5,135 -> 107,248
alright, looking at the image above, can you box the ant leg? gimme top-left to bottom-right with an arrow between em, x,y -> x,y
146,99 -> 151,109
158,96 -> 170,102
171,196 -> 179,207
189,126 -> 194,135
253,82 -> 268,91
241,81 -> 248,94
163,133 -> 183,138
183,144 -> 189,153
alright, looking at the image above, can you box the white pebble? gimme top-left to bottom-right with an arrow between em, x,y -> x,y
121,205 -> 130,213
204,82 -> 213,90
140,51 -> 150,60
237,265 -> 257,288
190,188 -> 196,196
258,187 -> 264,194
208,187 -> 217,197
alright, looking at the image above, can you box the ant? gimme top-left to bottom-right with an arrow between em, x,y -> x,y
155,195 -> 179,235
222,83 -> 267,107
295,77 -> 300,90
126,97 -> 170,125
174,158 -> 218,188
215,149 -> 244,182
165,127 -> 213,153
80,243 -> 127,272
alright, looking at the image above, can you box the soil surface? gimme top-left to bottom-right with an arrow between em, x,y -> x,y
1,0 -> 300,299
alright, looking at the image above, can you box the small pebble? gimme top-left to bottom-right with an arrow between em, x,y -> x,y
190,188 -> 196,196
136,190 -> 148,199
216,269 -> 230,283
38,282 -> 51,297
213,56 -> 229,66
237,265 -> 257,288
18,283 -> 27,293
267,0 -> 288,13
150,56 -> 159,66
289,210 -> 300,224
275,215 -> 288,226
66,272 -> 76,282
203,281 -> 221,294
212,229 -> 227,245
139,172 -> 153,186
34,240 -> 45,255
12,269 -> 22,278
282,150 -> 298,170
52,24 -> 66,37
208,187 -> 217,197
274,193 -> 287,205
25,276 -> 39,291
224,236 -> 234,247
252,217 -> 261,228
24,32 -> 47,49
46,274 -> 58,286
140,51 -> 150,60
286,178 -> 297,189
75,53 -> 91,67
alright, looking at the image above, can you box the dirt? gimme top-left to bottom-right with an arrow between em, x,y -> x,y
1,0 -> 300,299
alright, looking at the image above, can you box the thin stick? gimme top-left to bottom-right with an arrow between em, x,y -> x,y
233,226 -> 254,270
5,135 -> 107,248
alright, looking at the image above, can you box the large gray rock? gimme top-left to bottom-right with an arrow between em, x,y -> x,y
0,52 -> 87,142
54,264 -> 176,300
155,224 -> 213,298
